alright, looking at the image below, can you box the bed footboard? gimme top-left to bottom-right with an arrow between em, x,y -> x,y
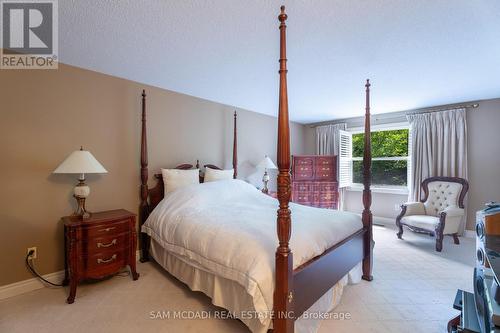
292,229 -> 365,318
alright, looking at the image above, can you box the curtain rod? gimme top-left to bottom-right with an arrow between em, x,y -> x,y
309,102 -> 479,128
406,102 -> 478,115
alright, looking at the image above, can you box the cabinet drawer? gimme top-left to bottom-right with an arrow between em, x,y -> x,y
84,232 -> 130,255
294,173 -> 314,181
294,193 -> 312,203
85,219 -> 130,237
317,157 -> 334,166
315,169 -> 335,180
318,192 -> 336,202
293,182 -> 311,192
294,157 -> 314,166
84,248 -> 129,273
316,165 -> 333,172
320,182 -> 338,192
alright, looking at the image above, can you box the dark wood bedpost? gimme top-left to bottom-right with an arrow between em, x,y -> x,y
140,89 -> 150,263
361,80 -> 373,281
233,111 -> 238,179
274,6 -> 294,333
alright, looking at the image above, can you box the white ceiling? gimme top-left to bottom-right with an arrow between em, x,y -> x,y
60,0 -> 500,124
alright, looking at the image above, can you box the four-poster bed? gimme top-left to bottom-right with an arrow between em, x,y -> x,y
138,6 -> 372,333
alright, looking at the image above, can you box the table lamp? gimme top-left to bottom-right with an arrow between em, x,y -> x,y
53,147 -> 107,219
257,155 -> 277,194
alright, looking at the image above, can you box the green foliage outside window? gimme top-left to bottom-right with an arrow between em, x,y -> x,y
352,129 -> 409,186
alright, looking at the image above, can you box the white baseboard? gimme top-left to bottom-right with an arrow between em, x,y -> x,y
0,250 -> 142,301
0,270 -> 65,301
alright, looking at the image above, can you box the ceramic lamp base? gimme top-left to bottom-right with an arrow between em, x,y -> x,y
73,195 -> 91,219
262,170 -> 270,194
73,178 -> 91,219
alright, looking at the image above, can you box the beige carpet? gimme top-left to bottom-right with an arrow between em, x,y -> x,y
0,224 -> 474,333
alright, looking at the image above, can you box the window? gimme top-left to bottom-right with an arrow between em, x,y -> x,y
338,125 -> 411,191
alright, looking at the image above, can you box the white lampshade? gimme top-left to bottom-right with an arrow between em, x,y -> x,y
257,156 -> 277,170
53,148 -> 107,174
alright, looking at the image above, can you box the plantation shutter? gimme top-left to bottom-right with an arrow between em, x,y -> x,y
338,130 -> 352,188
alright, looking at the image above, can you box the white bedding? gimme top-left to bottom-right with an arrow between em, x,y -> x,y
142,179 -> 363,329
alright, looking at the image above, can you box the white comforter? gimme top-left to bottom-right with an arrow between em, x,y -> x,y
142,179 -> 362,323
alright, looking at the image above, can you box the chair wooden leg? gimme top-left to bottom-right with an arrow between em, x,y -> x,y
435,212 -> 446,252
453,233 -> 460,245
396,206 -> 406,239
435,237 -> 443,252
397,224 -> 403,239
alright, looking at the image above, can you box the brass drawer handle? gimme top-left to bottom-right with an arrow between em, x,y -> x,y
97,239 -> 117,248
99,227 -> 116,232
97,254 -> 117,264
322,167 -> 330,171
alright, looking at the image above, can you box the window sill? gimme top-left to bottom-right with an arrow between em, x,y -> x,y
347,185 -> 409,195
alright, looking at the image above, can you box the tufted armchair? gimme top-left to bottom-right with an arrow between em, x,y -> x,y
396,177 -> 469,252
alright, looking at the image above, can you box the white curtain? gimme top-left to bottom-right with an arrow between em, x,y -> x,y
407,109 -> 468,234
316,123 -> 347,210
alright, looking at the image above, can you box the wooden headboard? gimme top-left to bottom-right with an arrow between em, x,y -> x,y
138,90 -> 237,261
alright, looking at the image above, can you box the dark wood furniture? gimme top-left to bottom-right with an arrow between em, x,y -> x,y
138,7 -> 372,333
63,209 -> 139,304
396,176 -> 469,252
291,155 -> 338,209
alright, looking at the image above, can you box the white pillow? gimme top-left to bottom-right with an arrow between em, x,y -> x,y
161,168 -> 199,194
204,168 -> 234,182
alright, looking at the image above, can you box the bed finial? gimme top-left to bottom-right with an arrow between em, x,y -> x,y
233,110 -> 238,179
362,79 -> 373,281
140,89 -> 150,262
274,5 -> 293,333
279,6 -> 287,24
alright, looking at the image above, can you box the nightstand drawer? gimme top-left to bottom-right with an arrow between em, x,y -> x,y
84,232 -> 130,255
84,248 -> 129,272
85,219 -> 130,237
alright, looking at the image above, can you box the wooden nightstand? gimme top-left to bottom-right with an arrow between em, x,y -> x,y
63,209 -> 139,304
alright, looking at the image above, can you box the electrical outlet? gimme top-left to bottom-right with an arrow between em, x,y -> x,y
27,247 -> 37,259
394,203 -> 401,211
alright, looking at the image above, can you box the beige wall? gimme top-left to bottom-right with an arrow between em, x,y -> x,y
466,98 -> 500,230
0,64 -> 309,286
